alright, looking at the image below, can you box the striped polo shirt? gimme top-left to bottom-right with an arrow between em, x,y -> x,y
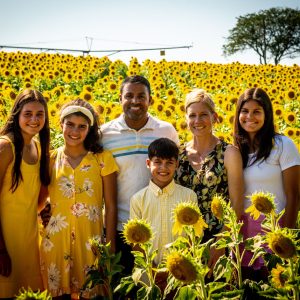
101,113 -> 179,230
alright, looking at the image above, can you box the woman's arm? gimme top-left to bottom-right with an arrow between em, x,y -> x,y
224,145 -> 245,220
38,184 -> 49,212
103,172 -> 118,253
0,139 -> 13,276
281,165 -> 300,228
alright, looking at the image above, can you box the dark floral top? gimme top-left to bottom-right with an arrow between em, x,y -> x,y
174,140 -> 229,242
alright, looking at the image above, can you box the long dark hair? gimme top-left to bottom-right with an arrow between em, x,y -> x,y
0,89 -> 50,191
60,98 -> 103,153
234,87 -> 277,168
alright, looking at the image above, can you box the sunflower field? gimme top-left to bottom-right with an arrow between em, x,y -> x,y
0,51 -> 299,150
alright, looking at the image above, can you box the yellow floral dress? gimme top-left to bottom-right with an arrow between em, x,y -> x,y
174,141 -> 229,242
0,136 -> 43,298
40,147 -> 118,298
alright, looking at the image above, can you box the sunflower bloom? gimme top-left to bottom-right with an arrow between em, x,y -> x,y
123,219 -> 152,245
245,191 -> 275,220
211,194 -> 225,220
267,231 -> 296,259
271,264 -> 288,288
166,252 -> 198,284
172,202 -> 208,237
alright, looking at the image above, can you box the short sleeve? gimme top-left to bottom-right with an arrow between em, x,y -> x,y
278,136 -> 300,171
96,150 -> 119,177
170,126 -> 180,145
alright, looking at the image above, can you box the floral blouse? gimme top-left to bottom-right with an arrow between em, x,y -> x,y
174,140 -> 229,242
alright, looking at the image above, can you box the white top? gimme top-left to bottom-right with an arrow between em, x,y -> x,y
130,180 -> 197,264
244,135 -> 300,213
101,113 -> 179,230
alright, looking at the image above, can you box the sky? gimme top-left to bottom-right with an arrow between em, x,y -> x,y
0,0 -> 299,66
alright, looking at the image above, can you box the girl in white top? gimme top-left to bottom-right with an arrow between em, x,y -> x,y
234,87 -> 300,277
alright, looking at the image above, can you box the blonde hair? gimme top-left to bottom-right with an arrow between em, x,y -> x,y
185,88 -> 215,113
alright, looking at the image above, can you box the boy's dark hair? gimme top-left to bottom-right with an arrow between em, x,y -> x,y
148,138 -> 179,160
120,75 -> 151,95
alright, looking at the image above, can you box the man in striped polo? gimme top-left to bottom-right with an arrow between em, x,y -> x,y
101,75 -> 179,275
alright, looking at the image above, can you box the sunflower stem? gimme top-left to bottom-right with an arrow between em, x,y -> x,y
289,258 -> 299,300
199,275 -> 207,300
145,244 -> 155,287
231,212 -> 243,289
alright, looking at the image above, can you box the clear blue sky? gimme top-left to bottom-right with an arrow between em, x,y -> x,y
1,0 -> 299,65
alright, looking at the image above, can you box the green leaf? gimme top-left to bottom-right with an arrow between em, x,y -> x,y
213,255 -> 233,282
114,276 -> 136,295
132,268 -> 144,285
174,286 -> 197,300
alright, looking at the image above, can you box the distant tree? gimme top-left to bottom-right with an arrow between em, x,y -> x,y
223,7 -> 300,65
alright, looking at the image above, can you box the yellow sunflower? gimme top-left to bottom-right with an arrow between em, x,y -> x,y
166,252 -> 198,284
173,202 -> 207,237
271,264 -> 288,288
273,105 -> 283,119
284,111 -> 298,125
245,191 -> 275,220
283,127 -> 295,138
266,230 -> 297,259
123,219 -> 152,245
286,89 -> 295,100
211,194 -> 225,221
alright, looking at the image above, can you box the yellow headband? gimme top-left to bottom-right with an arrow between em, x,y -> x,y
60,105 -> 94,126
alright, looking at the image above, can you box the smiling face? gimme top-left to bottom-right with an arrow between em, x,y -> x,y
18,101 -> 46,139
239,100 -> 265,140
186,102 -> 217,137
61,114 -> 90,148
146,156 -> 178,189
120,82 -> 151,130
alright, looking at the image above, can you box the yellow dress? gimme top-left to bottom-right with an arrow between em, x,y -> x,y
0,136 -> 43,298
40,147 -> 118,298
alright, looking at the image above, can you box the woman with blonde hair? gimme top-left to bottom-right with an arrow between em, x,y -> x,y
175,88 -> 244,273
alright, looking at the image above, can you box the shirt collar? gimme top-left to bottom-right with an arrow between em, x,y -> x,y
149,179 -> 176,196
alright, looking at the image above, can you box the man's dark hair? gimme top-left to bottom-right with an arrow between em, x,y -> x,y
120,75 -> 151,95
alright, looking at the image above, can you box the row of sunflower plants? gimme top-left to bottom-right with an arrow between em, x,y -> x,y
0,51 -> 299,150
82,192 -> 299,299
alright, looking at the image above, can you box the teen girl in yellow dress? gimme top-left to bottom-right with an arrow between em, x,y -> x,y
40,99 -> 118,299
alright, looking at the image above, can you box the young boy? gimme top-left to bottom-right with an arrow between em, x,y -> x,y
130,137 -> 197,265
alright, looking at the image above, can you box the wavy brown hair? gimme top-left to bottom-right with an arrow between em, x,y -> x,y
0,89 -> 50,191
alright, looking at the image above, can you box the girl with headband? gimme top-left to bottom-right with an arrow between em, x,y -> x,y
39,99 -> 118,299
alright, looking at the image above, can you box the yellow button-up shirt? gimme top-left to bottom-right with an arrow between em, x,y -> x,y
130,179 -> 197,264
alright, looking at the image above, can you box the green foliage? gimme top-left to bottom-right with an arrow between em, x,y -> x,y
50,128 -> 64,149
223,7 -> 300,64
81,241 -> 123,300
114,241 -> 162,300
